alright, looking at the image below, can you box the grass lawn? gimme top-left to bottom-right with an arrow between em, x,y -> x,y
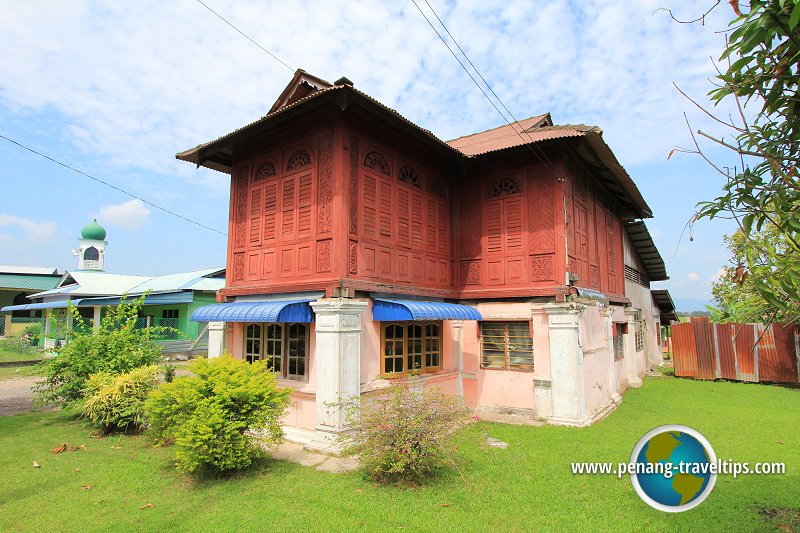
0,364 -> 41,381
0,341 -> 45,364
0,375 -> 798,532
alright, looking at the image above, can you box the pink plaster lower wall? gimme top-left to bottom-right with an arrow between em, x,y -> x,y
226,321 -> 318,431
580,306 -> 613,415
461,302 -> 549,413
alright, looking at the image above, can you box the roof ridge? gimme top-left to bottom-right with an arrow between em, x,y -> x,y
446,114 -> 549,144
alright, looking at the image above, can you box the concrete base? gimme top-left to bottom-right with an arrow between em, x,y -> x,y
628,377 -> 643,388
477,403 -> 537,419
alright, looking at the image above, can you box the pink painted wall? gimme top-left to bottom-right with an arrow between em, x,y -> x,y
580,306 -> 613,415
227,321 -> 319,431
461,302 -> 551,413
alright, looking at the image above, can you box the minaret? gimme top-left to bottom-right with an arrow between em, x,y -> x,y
73,219 -> 107,271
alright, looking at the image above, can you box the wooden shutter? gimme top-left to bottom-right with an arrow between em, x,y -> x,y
486,201 -> 503,254
363,174 -> 377,237
437,200 -> 448,255
426,198 -> 437,251
397,188 -> 410,247
249,187 -> 262,245
411,192 -> 423,248
297,173 -> 312,236
379,178 -> 393,237
504,196 -> 523,252
263,182 -> 278,241
281,177 -> 296,239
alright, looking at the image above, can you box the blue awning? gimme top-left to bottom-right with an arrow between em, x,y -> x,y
191,300 -> 314,323
372,298 -> 482,321
1,300 -> 72,312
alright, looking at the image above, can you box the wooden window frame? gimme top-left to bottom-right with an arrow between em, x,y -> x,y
613,322 -> 626,361
635,319 -> 645,352
479,321 -> 534,372
243,322 -> 309,382
380,321 -> 443,377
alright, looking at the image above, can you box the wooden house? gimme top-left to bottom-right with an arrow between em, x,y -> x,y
179,70 -> 675,448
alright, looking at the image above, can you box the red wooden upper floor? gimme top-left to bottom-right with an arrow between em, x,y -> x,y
177,70 -> 663,302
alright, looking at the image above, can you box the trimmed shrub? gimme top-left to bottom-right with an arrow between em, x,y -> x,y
82,365 -> 159,432
144,354 -> 291,475
339,381 -> 471,484
35,296 -> 162,407
163,363 -> 176,383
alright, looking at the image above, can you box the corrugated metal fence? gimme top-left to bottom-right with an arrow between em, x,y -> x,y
672,317 -> 800,384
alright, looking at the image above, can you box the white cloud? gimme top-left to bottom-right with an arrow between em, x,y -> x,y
0,214 -> 56,243
710,267 -> 727,282
687,272 -> 701,282
0,0 -> 737,181
96,199 -> 151,230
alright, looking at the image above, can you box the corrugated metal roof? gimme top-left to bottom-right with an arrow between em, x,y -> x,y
79,292 -> 195,307
445,115 -> 554,156
652,289 -> 678,323
0,273 -> 62,291
625,221 -> 668,281
372,298 -> 482,321
0,265 -> 59,275
191,300 -> 313,323
127,268 -> 225,294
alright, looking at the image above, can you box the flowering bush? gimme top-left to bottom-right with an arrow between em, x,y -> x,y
339,381 -> 471,484
144,354 -> 291,475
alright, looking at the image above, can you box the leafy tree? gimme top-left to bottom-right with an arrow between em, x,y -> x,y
710,224 -> 789,323
675,1 -> 800,323
35,296 -> 163,407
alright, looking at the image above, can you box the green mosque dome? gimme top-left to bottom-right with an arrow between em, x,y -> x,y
81,219 -> 106,241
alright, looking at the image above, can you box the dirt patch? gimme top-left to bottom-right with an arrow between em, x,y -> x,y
0,375 -> 48,416
759,507 -> 800,532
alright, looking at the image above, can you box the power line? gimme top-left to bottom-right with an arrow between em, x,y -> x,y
0,133 -> 228,237
195,0 -> 294,73
410,0 -> 555,170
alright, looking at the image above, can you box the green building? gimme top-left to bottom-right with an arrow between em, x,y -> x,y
0,220 -> 224,353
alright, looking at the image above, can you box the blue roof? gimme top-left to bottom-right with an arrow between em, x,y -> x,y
1,301 -> 71,312
372,298 -> 482,321
191,300 -> 314,323
79,292 -> 195,307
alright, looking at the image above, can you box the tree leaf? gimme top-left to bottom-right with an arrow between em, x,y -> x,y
790,2 -> 800,29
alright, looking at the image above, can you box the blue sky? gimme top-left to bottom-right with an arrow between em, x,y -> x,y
0,0 -> 743,309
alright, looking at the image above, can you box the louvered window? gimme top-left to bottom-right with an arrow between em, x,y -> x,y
480,322 -> 533,371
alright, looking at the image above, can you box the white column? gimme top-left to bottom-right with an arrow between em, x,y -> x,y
602,306 -> 622,403
625,307 -> 642,388
309,298 -> 367,449
544,303 -> 589,426
452,320 -> 464,397
43,309 -> 52,349
92,306 -> 102,334
207,321 -> 225,359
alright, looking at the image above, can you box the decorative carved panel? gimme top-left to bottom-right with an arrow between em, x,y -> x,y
234,172 -> 248,249
317,239 -> 331,273
426,178 -> 446,198
318,136 -> 333,233
488,177 -> 521,198
349,136 -> 358,234
363,150 -> 390,175
398,166 -> 421,188
529,254 -> 554,282
254,161 -> 276,182
349,240 -> 358,274
460,260 -> 481,285
233,252 -> 245,281
286,149 -> 311,171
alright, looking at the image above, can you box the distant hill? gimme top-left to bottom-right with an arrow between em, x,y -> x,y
673,298 -> 713,313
